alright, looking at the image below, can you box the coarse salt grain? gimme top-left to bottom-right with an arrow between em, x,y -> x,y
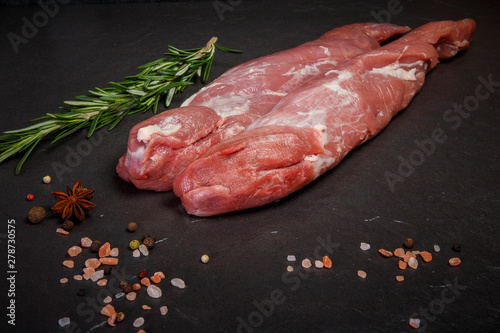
357,270 -> 367,279
56,228 -> 69,235
115,292 -> 125,299
434,245 -> 441,252
60,278 -> 69,284
151,275 -> 161,284
133,249 -> 140,257
287,266 -> 293,272
97,279 -> 108,287
408,257 -> 418,270
81,237 -> 92,247
399,260 -> 407,270
63,260 -> 74,268
160,305 -> 168,315
360,242 -> 371,251
139,244 -> 149,256
419,251 -> 432,263
301,259 -> 312,269
393,248 -> 405,258
171,278 -> 186,289
103,296 -> 112,304
449,257 -> 461,266
58,317 -> 70,327
409,318 -> 420,329
378,248 -> 393,258
90,270 -> 104,282
83,267 -> 95,276
68,246 -> 82,257
74,275 -> 83,280
141,277 -> 151,286
110,248 -> 119,257
147,285 -> 162,298
99,257 -> 119,265
142,305 -> 151,310
126,292 -> 137,301
287,255 -> 296,261
100,304 -> 116,317
85,258 -> 101,269
315,260 -> 324,269
133,317 -> 145,328
396,275 -> 404,282
155,271 -> 165,279
322,256 -> 332,269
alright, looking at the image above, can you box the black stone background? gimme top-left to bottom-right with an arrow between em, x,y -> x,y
0,0 -> 499,332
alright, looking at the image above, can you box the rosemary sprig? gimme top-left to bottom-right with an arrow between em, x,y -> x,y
0,37 -> 242,174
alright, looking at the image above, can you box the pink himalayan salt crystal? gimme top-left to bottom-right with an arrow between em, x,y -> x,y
85,258 -> 101,269
287,266 -> 293,272
160,305 -> 168,315
83,273 -> 91,280
142,305 -> 151,310
154,271 -> 165,279
315,260 -> 324,269
171,278 -> 186,289
139,244 -> 149,256
301,259 -> 312,269
357,270 -> 367,279
56,228 -> 69,235
108,312 -> 117,327
115,292 -> 125,299
83,267 -> 95,276
68,246 -> 82,257
360,242 -> 371,251
81,237 -> 92,247
133,249 -> 140,257
63,260 -> 74,268
409,318 -> 420,329
103,296 -> 112,304
110,248 -> 119,257
133,317 -> 145,328
74,275 -> 83,280
97,279 -> 108,287
408,257 -> 418,270
58,317 -> 70,327
90,270 -> 104,282
126,292 -> 137,301
147,285 -> 162,298
60,278 -> 69,284
287,255 -> 296,262
434,245 -> 441,252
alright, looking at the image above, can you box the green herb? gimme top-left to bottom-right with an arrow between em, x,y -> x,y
0,37 -> 242,174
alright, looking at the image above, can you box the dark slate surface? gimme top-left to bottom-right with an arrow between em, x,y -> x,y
0,0 -> 499,332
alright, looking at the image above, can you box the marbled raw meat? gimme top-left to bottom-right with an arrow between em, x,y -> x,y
116,23 -> 410,191
173,19 -> 476,216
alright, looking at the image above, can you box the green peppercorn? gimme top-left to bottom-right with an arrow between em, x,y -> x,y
143,237 -> 155,250
62,220 -> 74,231
116,312 -> 125,322
28,206 -> 45,224
129,240 -> 140,250
127,222 -> 138,232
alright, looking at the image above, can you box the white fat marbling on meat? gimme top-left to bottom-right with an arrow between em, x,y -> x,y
137,123 -> 182,143
126,146 -> 144,163
370,62 -> 419,81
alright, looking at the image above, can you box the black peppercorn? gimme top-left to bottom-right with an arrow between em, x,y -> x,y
62,220 -> 74,231
119,281 -> 128,289
103,266 -> 112,275
404,238 -> 414,249
127,222 -> 138,232
77,288 -> 87,297
124,285 -> 133,294
90,240 -> 102,252
143,237 -> 155,249
452,243 -> 462,252
141,233 -> 150,241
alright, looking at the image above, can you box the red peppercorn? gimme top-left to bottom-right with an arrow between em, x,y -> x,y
138,271 -> 146,279
27,194 -> 34,201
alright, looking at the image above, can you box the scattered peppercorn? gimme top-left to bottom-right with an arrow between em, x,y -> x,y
404,238 -> 414,249
90,240 -> 102,252
28,206 -> 45,223
62,220 -> 74,231
129,240 -> 140,250
124,285 -> 133,294
138,271 -> 146,279
201,254 -> 210,264
77,289 -> 87,297
116,312 -> 125,323
452,244 -> 462,252
27,194 -> 34,201
143,237 -> 155,250
119,281 -> 128,289
141,234 -> 150,241
103,266 -> 112,275
43,175 -> 51,184
127,222 -> 138,232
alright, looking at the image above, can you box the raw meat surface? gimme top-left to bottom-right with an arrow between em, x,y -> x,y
173,19 -> 476,216
116,23 -> 410,191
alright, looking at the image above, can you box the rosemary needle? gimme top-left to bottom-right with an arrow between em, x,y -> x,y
0,37 -> 242,175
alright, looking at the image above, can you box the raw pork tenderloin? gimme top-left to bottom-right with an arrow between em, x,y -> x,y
173,19 -> 476,216
116,23 -> 410,191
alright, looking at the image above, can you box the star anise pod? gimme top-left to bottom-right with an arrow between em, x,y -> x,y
51,180 -> 96,221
